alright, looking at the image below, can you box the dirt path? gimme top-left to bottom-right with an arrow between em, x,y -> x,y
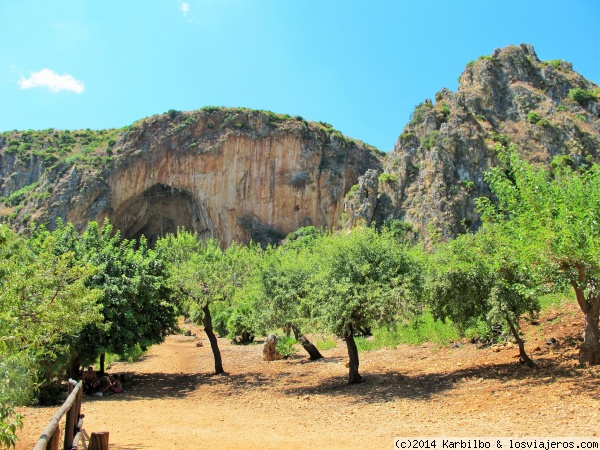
16,304 -> 600,449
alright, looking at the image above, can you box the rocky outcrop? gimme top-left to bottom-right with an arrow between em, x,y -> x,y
343,169 -> 380,228
0,108 -> 383,246
348,44 -> 600,241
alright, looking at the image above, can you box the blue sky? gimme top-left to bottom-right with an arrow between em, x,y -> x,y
1,1 -> 599,151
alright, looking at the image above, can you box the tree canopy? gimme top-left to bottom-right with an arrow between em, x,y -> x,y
427,224 -> 542,366
0,225 -> 100,447
478,148 -> 600,365
308,227 -> 424,383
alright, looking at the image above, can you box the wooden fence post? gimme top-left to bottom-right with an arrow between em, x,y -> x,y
47,423 -> 60,450
88,432 -> 109,450
33,380 -> 83,450
63,382 -> 76,450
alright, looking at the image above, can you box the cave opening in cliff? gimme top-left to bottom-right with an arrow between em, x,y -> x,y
112,183 -> 210,247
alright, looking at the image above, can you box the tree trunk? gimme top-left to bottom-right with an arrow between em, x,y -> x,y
579,292 -> 600,366
344,326 -> 363,384
68,355 -> 81,380
505,315 -> 535,368
202,304 -> 224,374
283,323 -> 291,337
99,353 -> 106,375
291,325 -> 323,360
570,270 -> 600,365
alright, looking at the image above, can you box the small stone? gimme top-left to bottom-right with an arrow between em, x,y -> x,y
569,370 -> 576,376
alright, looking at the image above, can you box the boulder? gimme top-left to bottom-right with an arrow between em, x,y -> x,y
263,334 -> 283,361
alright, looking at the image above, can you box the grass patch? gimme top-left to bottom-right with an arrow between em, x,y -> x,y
355,311 -> 461,352
538,291 -> 571,310
315,338 -> 337,350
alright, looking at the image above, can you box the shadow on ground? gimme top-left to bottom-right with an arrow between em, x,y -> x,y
82,371 -> 205,401
279,356 -> 599,403
82,352 -> 600,405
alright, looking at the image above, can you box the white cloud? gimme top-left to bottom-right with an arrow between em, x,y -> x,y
180,2 -> 190,15
18,69 -> 85,94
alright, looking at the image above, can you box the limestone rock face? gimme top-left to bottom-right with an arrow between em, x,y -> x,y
370,44 -> 600,242
0,109 -> 382,246
343,169 -> 380,228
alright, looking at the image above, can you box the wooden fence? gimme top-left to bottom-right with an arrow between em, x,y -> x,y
32,379 -> 109,450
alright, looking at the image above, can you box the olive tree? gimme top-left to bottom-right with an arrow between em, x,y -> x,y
427,226 -> 542,367
256,246 -> 323,360
479,148 -> 600,365
157,232 -> 259,373
308,227 -> 423,384
157,232 -> 226,373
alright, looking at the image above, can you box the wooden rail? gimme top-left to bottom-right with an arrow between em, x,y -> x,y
33,378 -> 109,450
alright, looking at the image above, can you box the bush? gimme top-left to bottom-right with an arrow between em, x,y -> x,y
201,106 -> 222,113
122,343 -> 146,363
547,60 -> 563,70
400,132 -> 414,143
461,180 -> 475,191
378,173 -> 399,186
346,184 -> 359,197
0,400 -> 23,449
568,88 -> 596,106
226,303 -> 255,343
5,183 -> 39,207
167,109 -> 181,119
439,102 -> 451,117
409,102 -> 433,126
490,132 -> 510,146
383,220 -> 413,241
537,118 -> 551,127
526,111 -> 541,124
275,336 -> 298,358
422,130 -> 440,150
211,303 -> 234,338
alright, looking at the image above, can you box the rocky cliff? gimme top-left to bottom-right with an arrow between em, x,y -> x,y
0,108 -> 383,246
3,44 -> 599,245
344,44 -> 600,242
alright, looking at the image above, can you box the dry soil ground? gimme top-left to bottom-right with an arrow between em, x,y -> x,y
16,302 -> 600,449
